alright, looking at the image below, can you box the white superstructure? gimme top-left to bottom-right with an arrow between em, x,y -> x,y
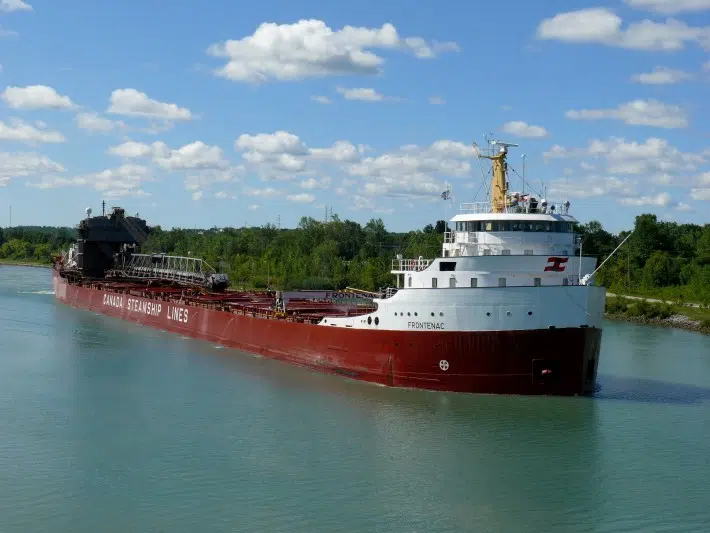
320,139 -> 607,332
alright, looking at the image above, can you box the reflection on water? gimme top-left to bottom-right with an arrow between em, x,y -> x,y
596,374 -> 710,405
1,267 -> 710,533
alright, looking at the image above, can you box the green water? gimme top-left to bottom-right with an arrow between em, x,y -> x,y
1,266 -> 710,533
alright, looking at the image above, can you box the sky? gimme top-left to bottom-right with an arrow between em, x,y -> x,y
1,0 -> 709,234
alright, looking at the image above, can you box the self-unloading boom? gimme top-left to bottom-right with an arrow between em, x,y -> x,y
108,252 -> 230,291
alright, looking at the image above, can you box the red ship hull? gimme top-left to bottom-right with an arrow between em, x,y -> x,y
52,270 -> 602,396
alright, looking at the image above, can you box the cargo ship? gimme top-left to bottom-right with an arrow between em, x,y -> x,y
52,139 -> 606,396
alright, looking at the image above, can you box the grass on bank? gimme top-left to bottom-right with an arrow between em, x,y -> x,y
606,295 -> 710,329
0,259 -> 51,268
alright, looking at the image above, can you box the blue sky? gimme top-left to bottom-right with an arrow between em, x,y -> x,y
1,0 -> 709,234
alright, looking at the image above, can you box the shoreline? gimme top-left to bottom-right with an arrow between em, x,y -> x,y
605,312 -> 710,336
0,261 -> 52,269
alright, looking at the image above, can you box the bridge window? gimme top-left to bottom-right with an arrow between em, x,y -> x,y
456,220 -> 573,233
439,261 -> 456,271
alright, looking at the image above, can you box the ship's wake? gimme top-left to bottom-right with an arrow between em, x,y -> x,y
20,290 -> 56,295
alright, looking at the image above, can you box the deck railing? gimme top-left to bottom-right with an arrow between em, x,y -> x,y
459,201 -> 571,215
391,258 -> 432,272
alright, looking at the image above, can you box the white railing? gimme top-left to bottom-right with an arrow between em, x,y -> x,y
459,202 -> 491,214
445,231 -> 478,244
391,258 -> 432,272
459,201 -> 571,216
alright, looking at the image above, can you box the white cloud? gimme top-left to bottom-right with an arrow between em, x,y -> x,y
690,188 -> 710,200
429,96 -> 445,105
184,167 -> 242,196
502,121 -> 549,138
235,132 -> 369,188
336,86 -> 396,102
618,192 -> 673,206
0,151 -> 64,187
107,140 -> 159,159
244,186 -> 281,198
565,99 -> 688,128
676,202 -> 693,211
248,204 -> 259,210
536,8 -> 710,51
311,95 -> 332,104
0,28 -> 18,38
107,89 -> 192,121
214,191 -> 237,200
1,85 -> 76,110
75,112 -> 125,132
631,66 -> 693,84
545,136 -> 710,207
0,0 -> 32,12
154,141 -> 227,171
624,0 -> 710,14
548,175 -> 639,199
309,140 -> 363,162
107,139 -> 228,171
300,176 -> 331,189
27,163 -> 151,198
235,131 -> 314,181
544,136 -> 705,178
0,118 -> 66,144
704,61 -> 710,71
191,191 -> 203,201
287,193 -> 315,203
206,19 -> 458,83
347,140 -> 474,199
236,131 -> 308,155
229,133 -> 478,211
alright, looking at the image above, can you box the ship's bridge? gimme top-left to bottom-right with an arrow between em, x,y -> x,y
389,199 -> 593,291
443,201 -> 578,258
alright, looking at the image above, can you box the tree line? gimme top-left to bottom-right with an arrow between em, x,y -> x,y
1,213 -> 708,303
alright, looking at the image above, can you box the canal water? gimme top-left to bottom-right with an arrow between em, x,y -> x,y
1,265 -> 709,533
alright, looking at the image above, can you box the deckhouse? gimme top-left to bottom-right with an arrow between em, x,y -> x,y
391,140 -> 596,290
